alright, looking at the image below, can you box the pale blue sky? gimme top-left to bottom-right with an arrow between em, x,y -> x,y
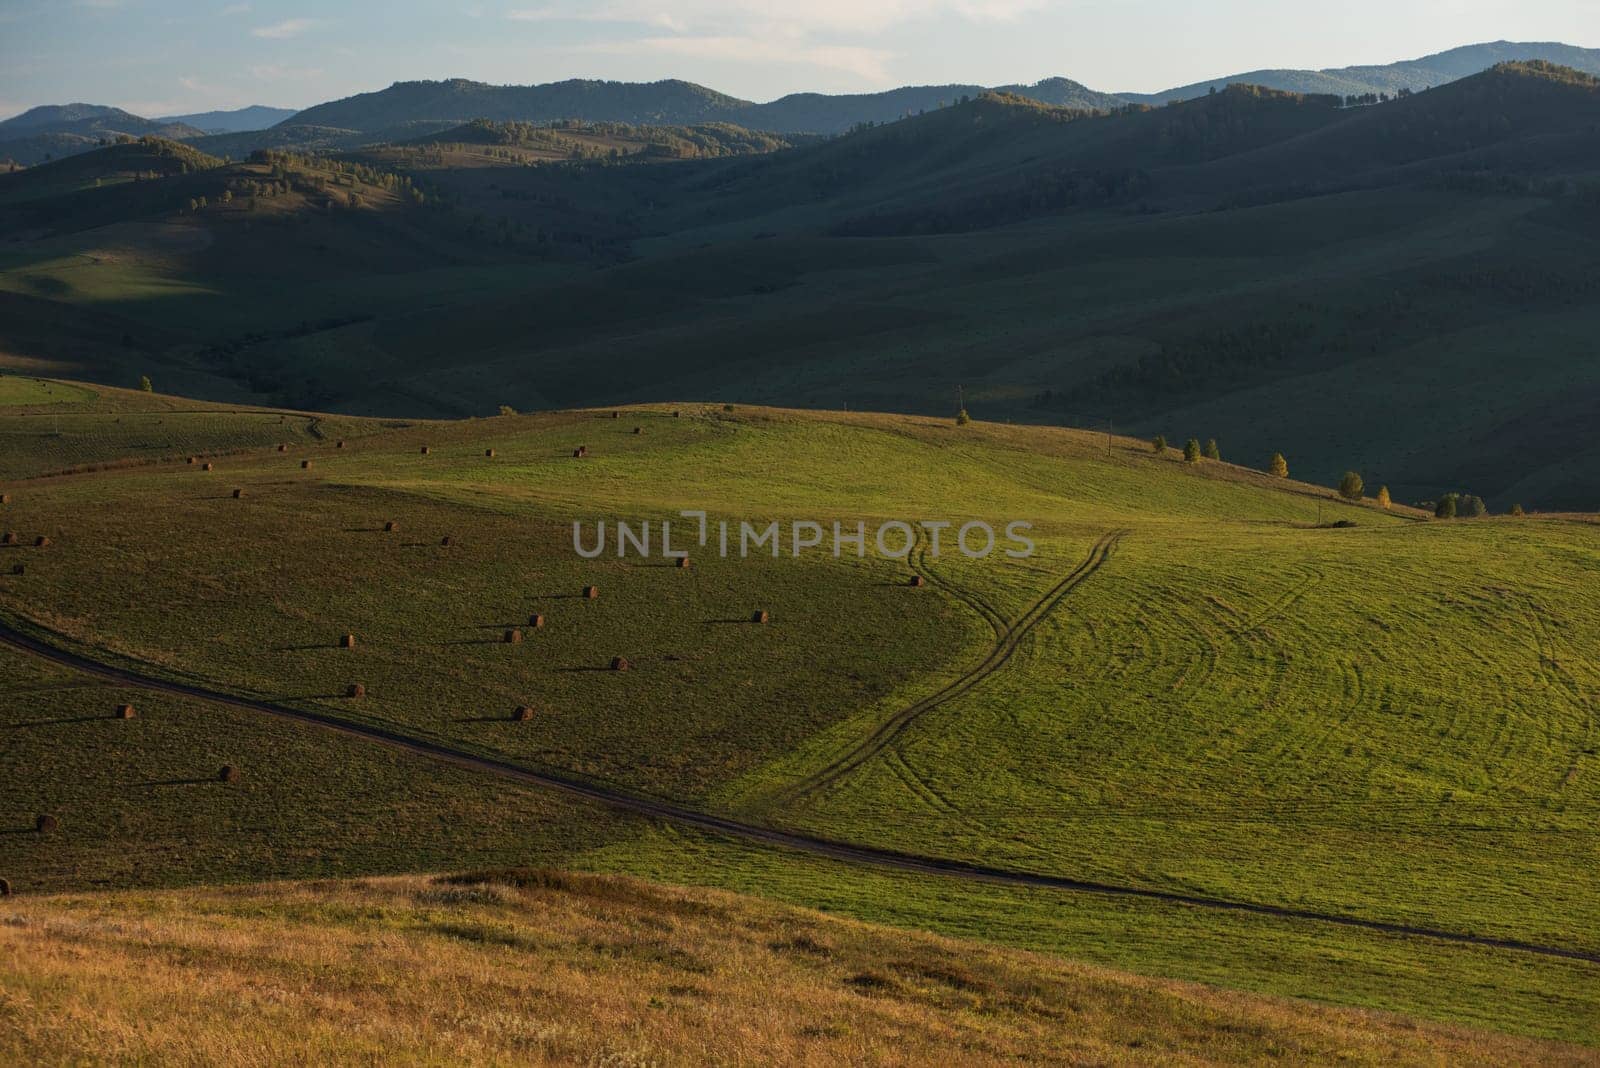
0,0 -> 1593,120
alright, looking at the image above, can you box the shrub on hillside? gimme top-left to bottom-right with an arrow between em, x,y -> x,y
1183,438 -> 1201,463
1204,438 -> 1221,461
1435,493 -> 1458,519
1270,452 -> 1288,478
1376,485 -> 1391,509
1339,471 -> 1363,500
1152,434 -> 1167,454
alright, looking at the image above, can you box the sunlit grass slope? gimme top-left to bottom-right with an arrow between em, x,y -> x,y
3,870 -> 1592,1068
2,390 -> 1596,1043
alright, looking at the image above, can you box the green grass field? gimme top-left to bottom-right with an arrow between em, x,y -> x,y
2,390 -> 1596,1045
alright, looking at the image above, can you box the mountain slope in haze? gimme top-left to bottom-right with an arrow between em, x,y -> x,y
156,105 -> 296,133
0,105 -> 206,166
1122,40 -> 1600,103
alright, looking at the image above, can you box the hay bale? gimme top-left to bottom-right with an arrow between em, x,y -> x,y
185,457 -> 196,465
0,877 -> 10,896
572,448 -> 583,458
1,532 -> 14,545
528,613 -> 545,628
504,628 -> 523,644
116,704 -> 135,719
514,705 -> 535,721
583,585 -> 599,600
632,426 -> 643,435
33,536 -> 49,548
218,765 -> 240,784
336,440 -> 346,449
340,633 -> 357,648
232,488 -> 245,499
484,448 -> 496,458
383,521 -> 399,533
676,556 -> 691,569
36,814 -> 57,834
420,446 -> 431,455
673,411 -> 681,418
0,493 -> 9,505
751,610 -> 770,624
346,683 -> 365,698
611,411 -> 620,420
440,536 -> 453,547
610,656 -> 630,671
278,444 -> 289,453
908,575 -> 925,588
202,463 -> 214,471
300,459 -> 313,470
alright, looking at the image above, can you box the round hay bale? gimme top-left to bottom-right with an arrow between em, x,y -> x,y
751,610 -> 770,624
33,536 -> 49,548
202,463 -> 214,471
0,877 -> 10,896
572,448 -> 583,458
676,556 -> 691,569
514,705 -> 535,721
335,439 -> 346,449
340,633 -> 357,648
611,411 -> 620,420
218,765 -> 240,784
908,575 -> 925,588
673,411 -> 681,418
185,457 -> 196,465
504,628 -> 523,644
232,488 -> 245,499
36,814 -> 57,834
440,535 -> 453,547
346,683 -> 365,698
610,656 -> 630,671
420,446 -> 431,455
383,521 -> 399,533
0,493 -> 10,505
633,426 -> 643,435
583,585 -> 599,600
528,613 -> 545,628
484,448 -> 496,458
300,460 -> 313,470
1,532 -> 15,545
116,704 -> 135,719
277,444 -> 289,453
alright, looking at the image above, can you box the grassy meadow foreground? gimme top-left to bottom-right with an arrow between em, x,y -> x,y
1,376 -> 1598,1051
4,870 -> 1591,1067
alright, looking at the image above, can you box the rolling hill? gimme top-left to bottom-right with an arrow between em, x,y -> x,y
2,63 -> 1600,508
0,384 -> 1598,1049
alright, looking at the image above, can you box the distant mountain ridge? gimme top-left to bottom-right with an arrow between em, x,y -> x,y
155,105 -> 296,134
4,39 -> 1597,165
1118,40 -> 1600,103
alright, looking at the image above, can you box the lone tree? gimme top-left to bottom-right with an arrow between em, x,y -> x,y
1204,438 -> 1221,461
1509,503 -> 1526,516
1270,452 -> 1288,478
1151,434 -> 1167,454
955,407 -> 971,426
1183,438 -> 1202,463
1435,493 -> 1458,519
1461,494 -> 1488,518
138,375 -> 153,393
1376,485 -> 1391,509
1338,471 -> 1364,501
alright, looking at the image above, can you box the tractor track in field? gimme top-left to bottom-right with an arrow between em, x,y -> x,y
1,616 -> 1598,965
764,530 -> 1128,808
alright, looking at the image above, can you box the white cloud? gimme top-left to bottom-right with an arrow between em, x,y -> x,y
251,17 -> 316,39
